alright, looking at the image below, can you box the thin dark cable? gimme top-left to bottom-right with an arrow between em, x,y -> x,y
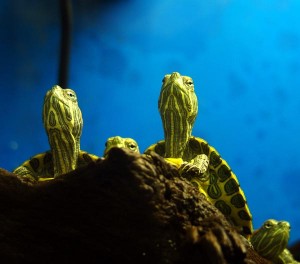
58,0 -> 73,88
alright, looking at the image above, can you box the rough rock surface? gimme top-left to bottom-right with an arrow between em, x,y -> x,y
0,148 -> 272,263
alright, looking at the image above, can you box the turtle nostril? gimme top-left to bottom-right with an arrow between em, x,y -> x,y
170,72 -> 180,79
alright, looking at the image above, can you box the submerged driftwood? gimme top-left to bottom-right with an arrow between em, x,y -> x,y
0,148 -> 273,263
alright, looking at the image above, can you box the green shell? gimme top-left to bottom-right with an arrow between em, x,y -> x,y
13,136 -> 139,182
145,136 -> 253,237
13,151 -> 100,182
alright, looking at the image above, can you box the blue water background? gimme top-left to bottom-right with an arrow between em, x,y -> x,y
0,0 -> 299,244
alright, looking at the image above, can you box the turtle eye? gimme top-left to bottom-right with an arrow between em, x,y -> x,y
68,92 -> 75,98
128,143 -> 137,150
66,91 -> 77,101
186,80 -> 194,86
105,141 -> 108,147
264,221 -> 274,229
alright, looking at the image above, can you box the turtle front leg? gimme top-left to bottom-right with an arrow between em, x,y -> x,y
164,154 -> 209,198
179,154 -> 209,181
13,166 -> 38,184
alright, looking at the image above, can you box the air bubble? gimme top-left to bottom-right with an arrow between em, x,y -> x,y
9,141 -> 18,150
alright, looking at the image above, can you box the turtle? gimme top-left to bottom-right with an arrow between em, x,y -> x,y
13,85 -> 101,182
144,72 -> 253,238
250,219 -> 299,264
103,136 -> 139,157
103,136 -> 208,178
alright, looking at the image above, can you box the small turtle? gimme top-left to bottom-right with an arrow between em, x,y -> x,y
103,136 -> 207,178
145,72 -> 253,237
103,136 -> 140,157
13,85 -> 100,182
251,219 -> 299,264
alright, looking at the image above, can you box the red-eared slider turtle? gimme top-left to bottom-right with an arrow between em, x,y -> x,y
250,219 -> 299,264
145,72 -> 253,237
104,136 -> 139,157
13,85 -> 100,182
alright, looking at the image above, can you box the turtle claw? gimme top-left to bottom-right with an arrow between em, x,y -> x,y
179,154 -> 209,181
179,162 -> 202,179
193,154 -> 209,174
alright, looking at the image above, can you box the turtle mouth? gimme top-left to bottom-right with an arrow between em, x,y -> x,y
50,85 -> 62,95
164,72 -> 195,93
166,78 -> 191,98
160,73 -> 197,117
278,221 -> 291,231
47,86 -> 64,103
168,72 -> 181,82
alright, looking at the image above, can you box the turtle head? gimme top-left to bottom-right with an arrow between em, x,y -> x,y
250,219 -> 290,260
43,85 -> 83,176
158,72 -> 198,158
43,85 -> 82,137
104,136 -> 140,158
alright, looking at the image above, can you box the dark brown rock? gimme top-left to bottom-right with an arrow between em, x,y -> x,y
289,240 -> 300,261
0,148 -> 269,263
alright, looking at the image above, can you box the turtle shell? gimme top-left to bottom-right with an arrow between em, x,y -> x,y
13,150 -> 100,182
145,136 -> 253,238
